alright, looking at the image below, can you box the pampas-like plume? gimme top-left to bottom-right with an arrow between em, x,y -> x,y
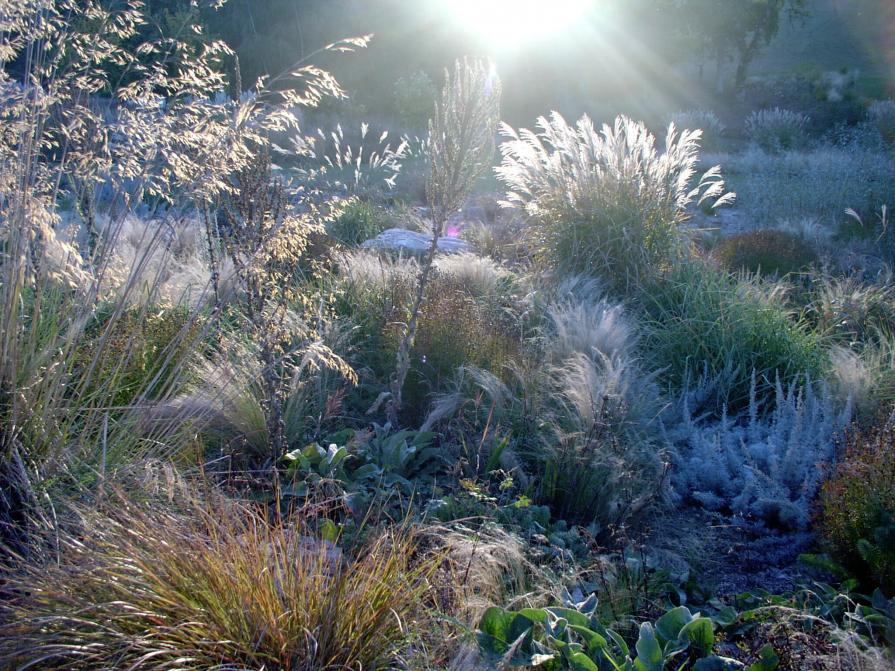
496,112 -> 733,283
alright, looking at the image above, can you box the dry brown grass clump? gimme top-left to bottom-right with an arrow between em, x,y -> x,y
0,490 -> 436,670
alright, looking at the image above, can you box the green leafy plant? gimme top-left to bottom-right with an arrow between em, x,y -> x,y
354,422 -> 447,491
280,423 -> 449,501
476,595 -> 777,671
282,441 -> 353,498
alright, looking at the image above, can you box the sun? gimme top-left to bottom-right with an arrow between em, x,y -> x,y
445,0 -> 594,49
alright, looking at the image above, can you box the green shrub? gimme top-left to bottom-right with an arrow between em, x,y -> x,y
327,199 -> 389,246
399,269 -> 522,420
392,70 -> 437,131
868,100 -> 895,147
746,108 -> 810,153
667,109 -> 725,153
713,229 -> 818,276
819,426 -> 895,594
639,260 -> 826,412
333,251 -> 524,422
0,491 -> 435,670
496,113 -> 732,289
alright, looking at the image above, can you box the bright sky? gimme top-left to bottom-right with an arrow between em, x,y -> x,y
443,0 -> 595,50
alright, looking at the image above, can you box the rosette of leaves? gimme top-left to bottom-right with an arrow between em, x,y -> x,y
353,422 -> 447,492
477,595 -> 779,671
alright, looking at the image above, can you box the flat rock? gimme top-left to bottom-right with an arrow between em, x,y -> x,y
361,227 -> 472,255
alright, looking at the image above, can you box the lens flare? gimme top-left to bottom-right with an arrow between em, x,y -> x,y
446,0 -> 594,49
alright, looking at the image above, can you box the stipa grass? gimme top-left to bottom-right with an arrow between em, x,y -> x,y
0,490 -> 436,671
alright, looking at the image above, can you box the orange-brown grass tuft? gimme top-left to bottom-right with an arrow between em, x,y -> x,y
0,490 -> 436,670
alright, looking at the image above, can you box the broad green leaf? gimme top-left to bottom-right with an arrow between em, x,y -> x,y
748,644 -> 779,671
655,606 -> 694,642
350,463 -> 381,480
679,617 -> 714,655
547,607 -> 590,628
477,607 -> 516,658
324,444 -> 347,470
693,656 -> 746,671
577,593 -> 599,616
710,606 -> 738,629
633,623 -> 663,671
662,637 -> 690,660
568,624 -> 608,654
603,626 -> 630,657
564,649 -> 600,671
302,442 -> 324,465
412,430 -> 437,447
517,608 -> 550,624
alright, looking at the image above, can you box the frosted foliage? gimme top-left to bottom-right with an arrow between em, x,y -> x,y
668,373 -> 852,530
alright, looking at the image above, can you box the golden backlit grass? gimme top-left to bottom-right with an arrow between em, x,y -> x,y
0,490 -> 436,670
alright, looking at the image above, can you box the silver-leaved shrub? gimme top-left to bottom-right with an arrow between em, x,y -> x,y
666,372 -> 852,530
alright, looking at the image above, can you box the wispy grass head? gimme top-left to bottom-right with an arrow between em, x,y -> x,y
496,113 -> 733,286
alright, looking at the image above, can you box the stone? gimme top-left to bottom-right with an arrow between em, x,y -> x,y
361,227 -> 472,255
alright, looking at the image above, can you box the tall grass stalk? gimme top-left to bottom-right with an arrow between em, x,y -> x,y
383,58 -> 500,424
0,1 -> 365,539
